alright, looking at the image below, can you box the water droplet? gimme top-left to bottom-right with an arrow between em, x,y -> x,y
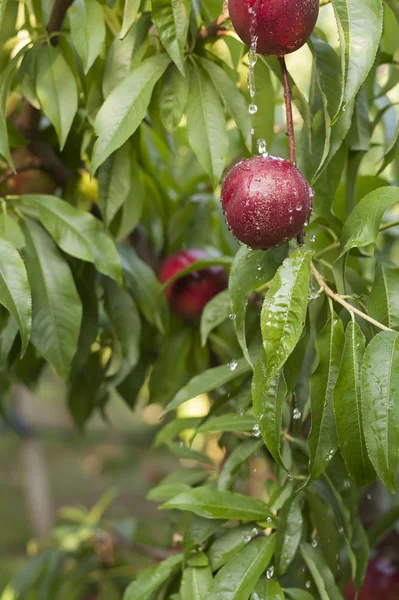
266,566 -> 274,579
366,493 -> 372,501
311,538 -> 318,548
293,407 -> 302,420
305,581 -> 311,589
253,423 -> 261,438
338,527 -> 344,534
252,527 -> 258,535
257,138 -> 269,158
242,534 -> 252,543
237,408 -> 244,417
249,103 -> 258,115
287,472 -> 293,481
229,313 -> 236,321
228,359 -> 238,371
310,235 -> 316,243
256,264 -> 262,271
343,479 -> 351,489
251,127 -> 255,135
266,516 -> 272,524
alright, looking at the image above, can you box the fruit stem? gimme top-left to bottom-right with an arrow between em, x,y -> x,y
311,262 -> 393,333
278,56 -> 296,166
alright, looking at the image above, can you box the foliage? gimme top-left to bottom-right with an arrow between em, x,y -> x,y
1,0 -> 399,597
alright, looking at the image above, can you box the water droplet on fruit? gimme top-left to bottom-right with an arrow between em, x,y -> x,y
249,103 -> 258,115
228,359 -> 238,371
293,407 -> 301,420
266,566 -> 274,579
253,423 -> 261,437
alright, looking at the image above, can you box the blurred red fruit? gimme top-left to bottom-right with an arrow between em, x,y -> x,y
160,249 -> 227,320
228,0 -> 319,56
346,557 -> 399,599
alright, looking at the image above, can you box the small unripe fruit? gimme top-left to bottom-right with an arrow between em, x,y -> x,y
160,249 -> 227,320
221,156 -> 313,250
2,149 -> 57,196
229,0 -> 319,56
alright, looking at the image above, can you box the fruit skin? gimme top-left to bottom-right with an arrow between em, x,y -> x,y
2,148 -> 57,196
221,156 -> 313,250
160,249 -> 227,320
345,557 -> 399,599
229,0 -> 320,56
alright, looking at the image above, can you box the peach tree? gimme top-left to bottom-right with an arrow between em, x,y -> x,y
1,0 -> 399,598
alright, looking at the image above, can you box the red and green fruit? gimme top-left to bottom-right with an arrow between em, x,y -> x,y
221,156 -> 313,250
346,557 -> 399,599
160,249 -> 227,320
228,0 -> 320,56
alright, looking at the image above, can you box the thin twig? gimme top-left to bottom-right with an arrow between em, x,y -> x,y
278,56 -> 296,165
311,262 -> 393,332
47,0 -> 74,40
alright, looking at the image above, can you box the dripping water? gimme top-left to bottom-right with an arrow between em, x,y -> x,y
247,2 -> 259,139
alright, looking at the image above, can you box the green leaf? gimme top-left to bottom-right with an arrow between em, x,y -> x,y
334,321 -> 374,484
252,57 -> 276,154
0,0 -> 8,31
123,553 -> 183,600
265,580 -> 285,600
253,356 -> 288,470
147,483 -> 191,502
98,142 -> 133,226
21,220 -> 82,378
207,535 -> 276,600
197,413 -> 256,433
35,45 -> 78,150
208,525 -> 260,572
120,0 -> 140,39
331,0 -> 383,118
151,0 -> 189,75
0,62 -> 16,170
112,153 -> 144,240
119,244 -> 166,332
0,312 -> 18,369
340,187 -> 399,256
306,313 -> 344,485
199,57 -> 251,151
229,245 -> 287,366
200,289 -> 230,346
351,517 -> 369,592
284,590 -> 314,600
103,278 -> 141,386
154,417 -> 202,448
165,358 -> 251,412
300,544 -> 343,600
18,195 -> 122,284
368,260 -> 399,331
183,516 -> 225,556
0,235 -> 31,355
218,440 -> 262,490
167,441 -> 215,466
275,495 -> 303,576
261,248 -> 312,387
361,331 -> 399,493
18,45 -> 41,110
378,116 -> 399,175
159,64 -> 189,132
186,61 -> 228,186
161,487 -> 275,522
91,54 -> 170,173
180,566 -> 213,600
69,0 -> 105,73
0,212 -> 25,250
149,330 -> 192,405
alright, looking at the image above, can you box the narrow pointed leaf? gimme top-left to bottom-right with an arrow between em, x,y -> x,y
91,54 -> 170,173
300,544 -> 343,600
123,553 -> 183,600
0,62 -> 16,170
161,487 -> 275,522
208,525 -> 260,572
19,195 -> 122,284
119,0 -> 140,39
340,187 -> 399,256
229,245 -> 287,366
22,220 -> 82,378
253,351 -> 288,470
218,440 -> 262,490
306,313 -> 344,484
368,261 -> 399,331
165,358 -> 251,412
261,249 -> 312,387
197,413 -> 256,433
0,235 -> 31,354
180,566 -> 213,600
331,0 -> 383,118
207,535 -> 276,600
200,289 -> 230,346
275,495 -> 303,576
36,45 -> 78,149
69,0 -> 105,73
159,64 -> 189,131
151,0 -> 189,75
361,331 -> 399,493
186,61 -> 228,185
98,142 -> 133,226
183,516 -> 225,556
334,321 -> 374,484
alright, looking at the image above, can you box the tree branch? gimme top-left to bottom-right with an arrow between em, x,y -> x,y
47,0 -> 74,38
311,262 -> 393,332
278,56 -> 296,165
197,4 -> 230,41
